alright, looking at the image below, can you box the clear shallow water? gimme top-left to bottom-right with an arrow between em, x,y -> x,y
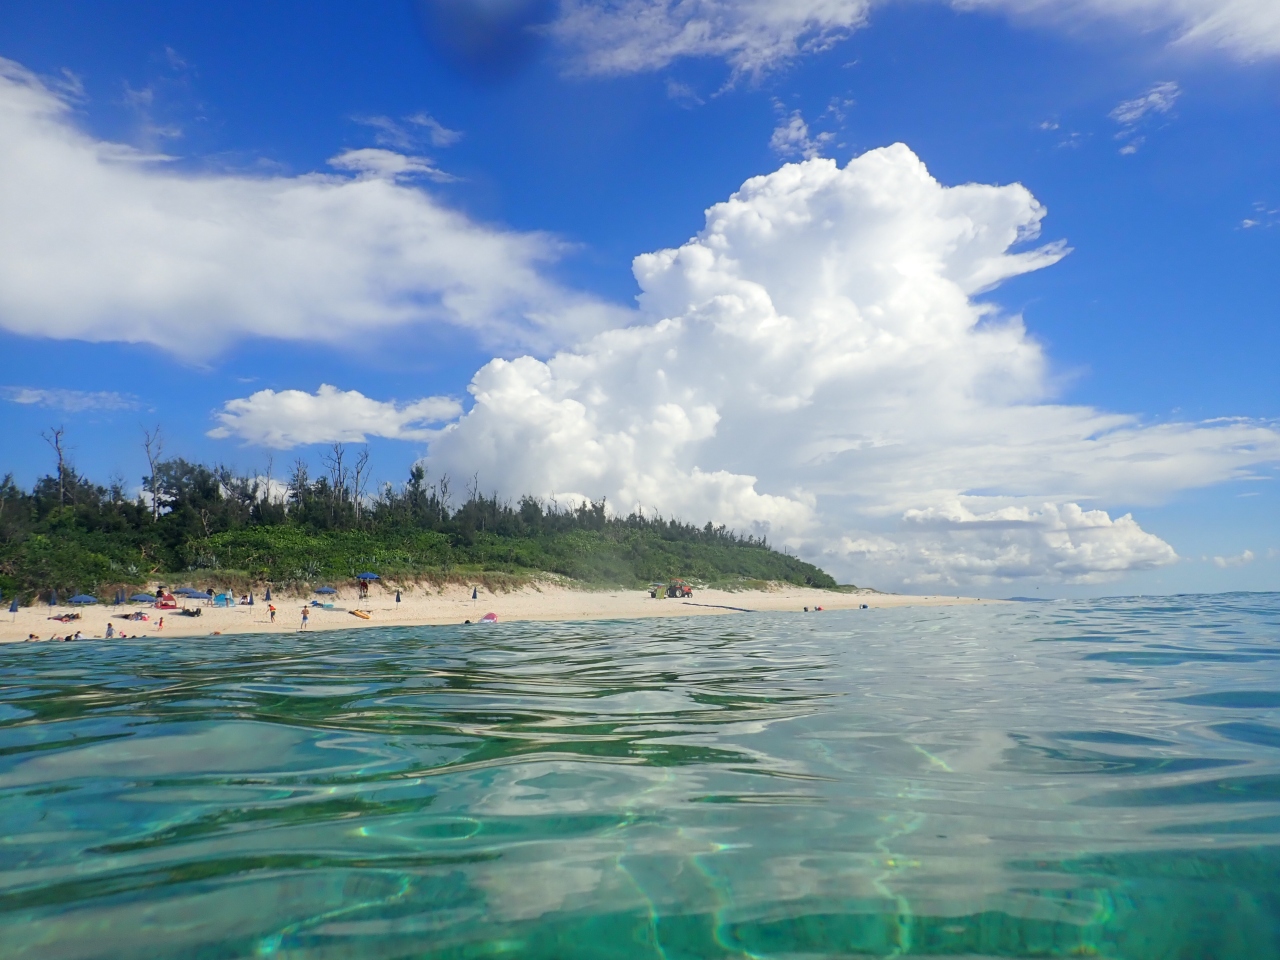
2,595 -> 1279,959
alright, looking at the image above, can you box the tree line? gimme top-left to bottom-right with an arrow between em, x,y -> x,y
0,427 -> 837,599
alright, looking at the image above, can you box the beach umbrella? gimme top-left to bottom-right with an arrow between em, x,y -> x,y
356,572 -> 379,581
265,587 -> 271,601
316,586 -> 337,595
9,597 -> 17,620
68,594 -> 98,605
49,589 -> 58,607
395,589 -> 401,603
130,593 -> 155,603
249,592 -> 254,606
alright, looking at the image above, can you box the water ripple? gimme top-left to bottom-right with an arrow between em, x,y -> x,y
1,593 -> 1279,957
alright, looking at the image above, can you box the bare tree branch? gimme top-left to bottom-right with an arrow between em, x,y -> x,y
141,424 -> 163,521
42,425 -> 67,508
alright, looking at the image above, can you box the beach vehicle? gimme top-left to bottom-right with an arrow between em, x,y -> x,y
649,579 -> 694,599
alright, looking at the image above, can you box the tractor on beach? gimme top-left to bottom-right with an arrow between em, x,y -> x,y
649,579 -> 694,599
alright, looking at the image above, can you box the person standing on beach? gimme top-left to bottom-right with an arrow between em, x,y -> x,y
269,604 -> 276,624
300,607 -> 309,630
105,622 -> 114,639
157,617 -> 164,631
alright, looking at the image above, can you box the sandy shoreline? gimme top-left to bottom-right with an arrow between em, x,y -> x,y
2,583 -> 999,643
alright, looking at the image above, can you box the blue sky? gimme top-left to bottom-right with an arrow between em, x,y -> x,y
1,0 -> 1277,595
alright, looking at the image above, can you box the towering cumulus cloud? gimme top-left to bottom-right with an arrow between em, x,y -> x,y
429,145 -> 1280,587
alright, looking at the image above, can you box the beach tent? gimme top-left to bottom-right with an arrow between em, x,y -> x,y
315,586 -> 337,595
68,594 -> 98,605
356,572 -> 379,581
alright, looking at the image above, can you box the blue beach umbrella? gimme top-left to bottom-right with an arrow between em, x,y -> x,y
49,589 -> 58,607
68,594 -> 98,605
395,589 -> 401,603
249,592 -> 254,606
472,586 -> 477,600
356,572 -> 379,581
8,597 -> 17,619
264,587 -> 271,601
316,586 -> 337,595
130,593 -> 155,603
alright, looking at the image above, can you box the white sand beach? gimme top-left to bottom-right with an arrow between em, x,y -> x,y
1,583 -> 999,643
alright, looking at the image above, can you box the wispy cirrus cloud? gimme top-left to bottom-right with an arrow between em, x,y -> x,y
552,1 -> 1280,77
353,111 -> 462,150
1110,80 -> 1181,153
2,386 -> 138,413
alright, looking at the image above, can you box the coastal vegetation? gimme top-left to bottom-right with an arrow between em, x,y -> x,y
0,446 -> 839,601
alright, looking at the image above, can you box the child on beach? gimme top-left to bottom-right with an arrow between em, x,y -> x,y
105,622 -> 114,639
157,617 -> 164,631
269,604 -> 276,624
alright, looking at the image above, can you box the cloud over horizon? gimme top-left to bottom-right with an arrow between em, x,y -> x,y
0,58 -> 622,356
401,145 -> 1280,588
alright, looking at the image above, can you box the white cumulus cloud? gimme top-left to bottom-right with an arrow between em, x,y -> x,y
1211,549 -> 1255,568
0,58 -> 621,356
208,384 -> 462,449
770,110 -> 833,160
420,145 -> 1280,588
553,0 -> 1280,75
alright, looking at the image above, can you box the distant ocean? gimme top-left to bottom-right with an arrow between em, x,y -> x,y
2,593 -> 1279,959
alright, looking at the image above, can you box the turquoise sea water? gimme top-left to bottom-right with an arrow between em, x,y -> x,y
2,594 -> 1280,959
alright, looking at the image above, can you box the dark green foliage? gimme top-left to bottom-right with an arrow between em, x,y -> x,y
0,451 -> 837,602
